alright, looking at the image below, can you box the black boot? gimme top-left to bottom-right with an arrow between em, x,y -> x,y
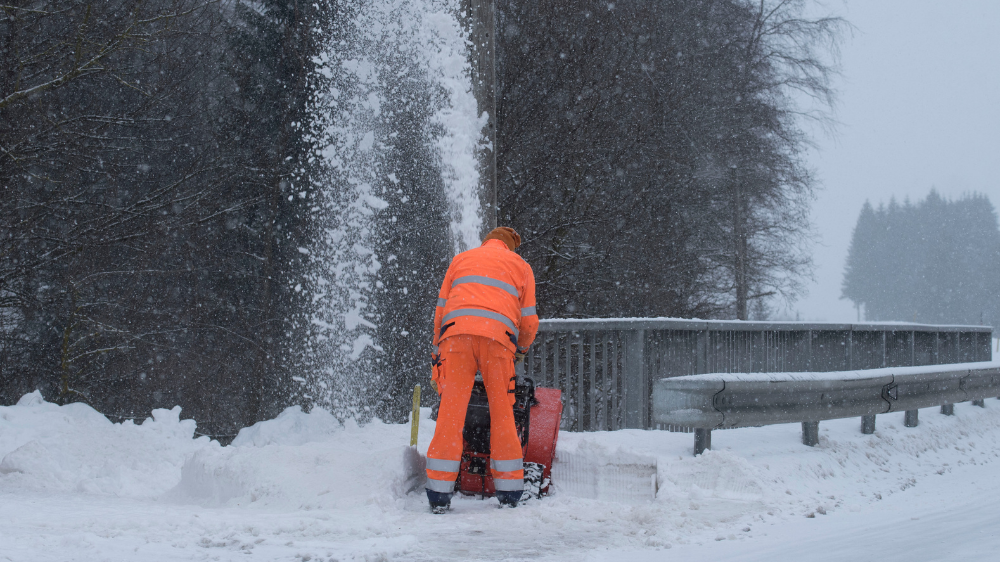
426,489 -> 452,514
497,490 -> 522,508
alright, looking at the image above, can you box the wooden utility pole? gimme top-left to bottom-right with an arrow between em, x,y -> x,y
463,0 -> 498,236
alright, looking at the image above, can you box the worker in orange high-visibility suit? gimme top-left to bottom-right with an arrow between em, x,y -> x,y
425,226 -> 539,513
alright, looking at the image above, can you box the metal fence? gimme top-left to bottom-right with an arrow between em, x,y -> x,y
523,319 -> 993,431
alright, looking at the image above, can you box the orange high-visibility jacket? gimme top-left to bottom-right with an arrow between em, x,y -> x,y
433,238 -> 539,354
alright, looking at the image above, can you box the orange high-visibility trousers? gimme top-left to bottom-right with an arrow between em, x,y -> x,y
425,334 -> 524,494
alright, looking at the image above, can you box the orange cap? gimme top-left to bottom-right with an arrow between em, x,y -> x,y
483,227 -> 521,251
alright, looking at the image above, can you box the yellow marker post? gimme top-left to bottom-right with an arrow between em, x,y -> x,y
410,384 -> 421,446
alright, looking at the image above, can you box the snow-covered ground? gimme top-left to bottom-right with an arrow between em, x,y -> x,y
3,391 -> 1000,561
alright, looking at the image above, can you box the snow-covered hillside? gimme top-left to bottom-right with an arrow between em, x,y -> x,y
3,391 -> 1000,561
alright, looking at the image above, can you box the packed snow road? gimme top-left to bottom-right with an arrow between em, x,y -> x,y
2,391 -> 1000,561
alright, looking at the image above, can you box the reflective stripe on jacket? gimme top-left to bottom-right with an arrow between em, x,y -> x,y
433,239 -> 538,353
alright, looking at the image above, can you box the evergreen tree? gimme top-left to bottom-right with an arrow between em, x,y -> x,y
843,191 -> 1000,326
842,200 -> 878,320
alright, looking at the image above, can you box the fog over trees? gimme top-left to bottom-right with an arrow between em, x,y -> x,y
1,0 -> 844,430
843,191 -> 1000,326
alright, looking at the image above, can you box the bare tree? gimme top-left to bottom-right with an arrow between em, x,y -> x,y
497,0 -> 845,320
0,0 -> 333,438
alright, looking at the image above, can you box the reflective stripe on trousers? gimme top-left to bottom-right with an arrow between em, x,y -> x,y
490,458 -> 523,472
426,477 -> 456,493
493,477 -> 524,491
426,457 -> 461,473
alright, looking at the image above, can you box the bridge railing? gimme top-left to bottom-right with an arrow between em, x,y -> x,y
523,319 -> 993,432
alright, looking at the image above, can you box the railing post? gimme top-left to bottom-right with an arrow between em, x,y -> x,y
847,329 -> 854,370
695,329 -> 707,374
577,333 -> 584,430
904,409 -> 919,427
624,329 -> 646,429
973,399 -> 986,408
881,331 -> 887,368
941,404 -> 954,416
806,330 -> 813,371
861,415 -> 876,434
934,332 -> 940,365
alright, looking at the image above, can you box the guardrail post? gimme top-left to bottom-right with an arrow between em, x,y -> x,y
802,421 -> 819,446
624,329 -> 646,429
694,428 -> 711,455
861,415 -> 876,434
904,409 -> 919,427
973,399 -> 986,408
941,404 -> 955,416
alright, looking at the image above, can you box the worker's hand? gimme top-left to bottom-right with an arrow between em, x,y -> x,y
430,353 -> 442,394
514,351 -> 527,364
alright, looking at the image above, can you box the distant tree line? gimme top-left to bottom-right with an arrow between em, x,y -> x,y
843,191 -> 1000,326
1,0 -> 843,429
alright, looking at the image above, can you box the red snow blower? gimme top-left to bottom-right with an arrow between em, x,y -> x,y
458,376 -> 562,498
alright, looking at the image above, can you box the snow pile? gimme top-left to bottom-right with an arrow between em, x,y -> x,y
0,391 -> 212,498
0,394 -> 427,508
229,405 -> 344,448
167,405 -> 432,508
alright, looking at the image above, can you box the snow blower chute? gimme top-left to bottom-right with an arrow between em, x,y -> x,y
458,376 -> 562,498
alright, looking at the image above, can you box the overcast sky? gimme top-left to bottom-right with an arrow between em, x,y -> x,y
792,0 -> 1000,322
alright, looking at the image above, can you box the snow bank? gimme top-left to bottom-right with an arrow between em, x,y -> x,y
0,394 -> 430,507
562,399 -> 1000,528
167,405 -> 435,508
6,391 -> 1000,560
0,391 -> 211,498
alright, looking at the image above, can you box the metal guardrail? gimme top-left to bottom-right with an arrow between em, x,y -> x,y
524,318 -> 993,432
653,362 -> 1000,454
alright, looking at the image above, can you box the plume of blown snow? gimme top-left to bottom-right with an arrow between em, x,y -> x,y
304,0 -> 480,418
419,2 -> 485,254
